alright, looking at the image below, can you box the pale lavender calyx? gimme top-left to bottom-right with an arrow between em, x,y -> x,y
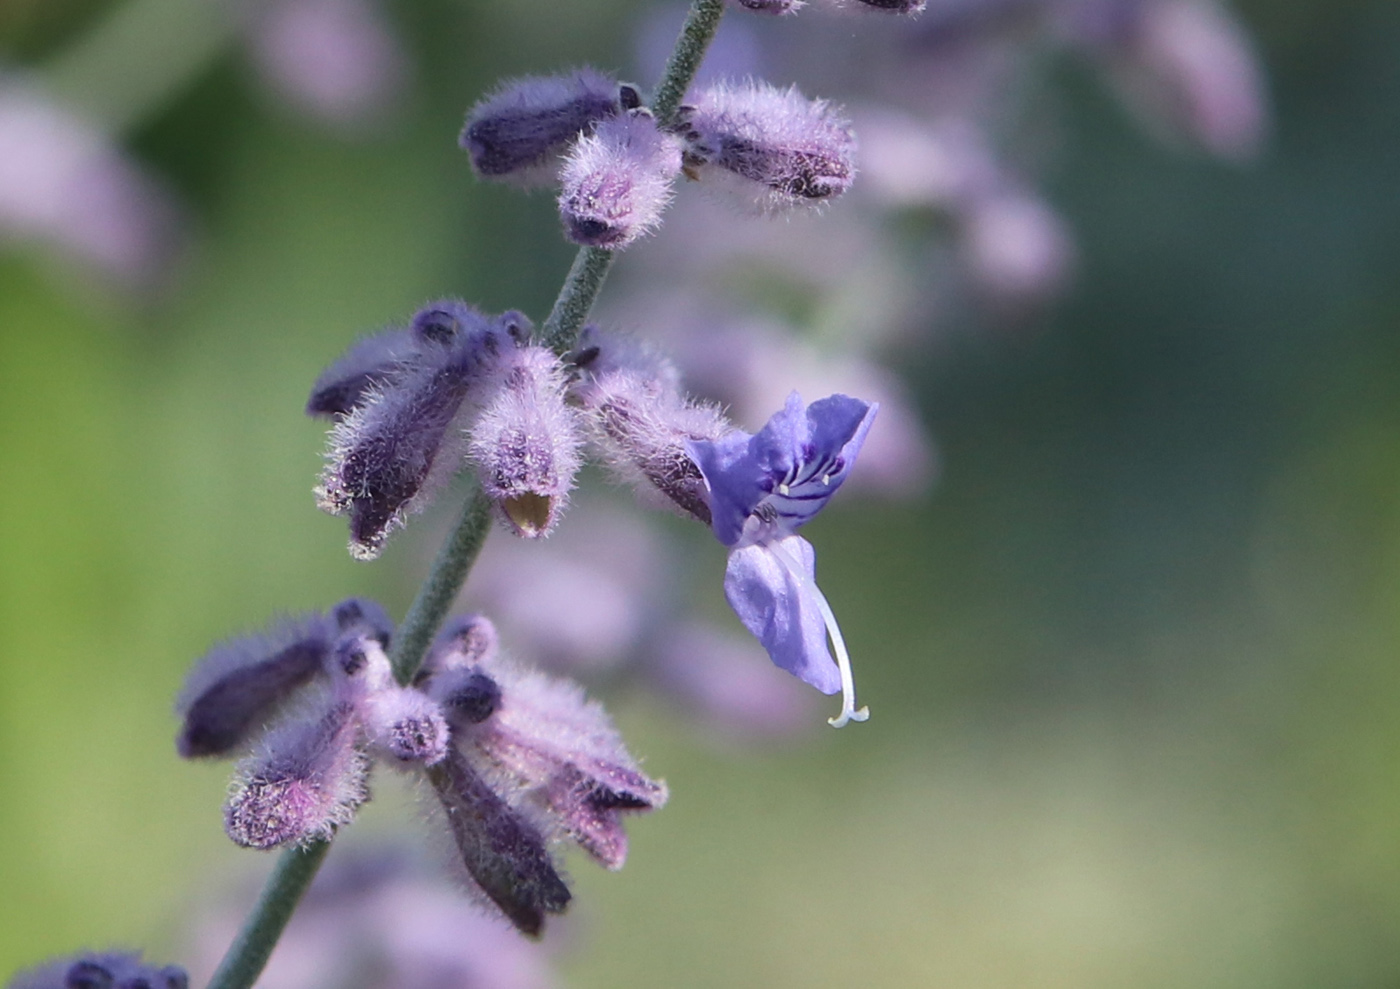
558,109 -> 683,250
469,343 -> 583,538
679,80 -> 856,212
687,393 -> 877,727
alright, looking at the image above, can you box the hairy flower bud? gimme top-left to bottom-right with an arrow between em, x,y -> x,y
849,0 -> 925,12
571,329 -> 729,524
9,952 -> 188,989
305,326 -> 420,418
314,302 -> 527,559
557,110 -> 682,249
728,0 -> 805,14
224,694 -> 368,849
461,69 -> 638,182
678,80 -> 856,213
176,613 -> 330,759
175,599 -> 393,760
425,747 -> 572,937
421,618 -> 668,872
469,344 -> 583,538
325,634 -> 449,766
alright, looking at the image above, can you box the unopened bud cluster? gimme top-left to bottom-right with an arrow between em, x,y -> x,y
176,603 -> 664,935
309,301 -> 582,557
459,69 -> 859,249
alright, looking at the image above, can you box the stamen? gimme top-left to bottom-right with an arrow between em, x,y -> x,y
769,540 -> 870,728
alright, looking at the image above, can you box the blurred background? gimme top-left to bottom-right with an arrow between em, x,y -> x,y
3,0 -> 1400,985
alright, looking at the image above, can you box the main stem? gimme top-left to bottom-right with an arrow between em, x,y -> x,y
203,2 -> 726,985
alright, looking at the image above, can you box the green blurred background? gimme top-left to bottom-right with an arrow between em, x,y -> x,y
4,0 -> 1400,985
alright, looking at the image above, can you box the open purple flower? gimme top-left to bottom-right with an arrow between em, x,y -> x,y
687,392 -> 877,727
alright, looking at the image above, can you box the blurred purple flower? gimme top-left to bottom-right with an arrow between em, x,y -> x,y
247,0 -> 410,132
688,392 -> 877,726
187,847 -> 560,989
0,82 -> 180,290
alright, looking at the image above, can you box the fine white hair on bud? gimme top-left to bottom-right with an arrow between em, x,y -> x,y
728,0 -> 806,14
314,302 -> 529,560
420,616 -> 668,873
558,109 -> 684,250
224,693 -> 369,850
570,327 -> 730,524
678,79 -> 857,214
324,633 -> 450,766
469,343 -> 584,538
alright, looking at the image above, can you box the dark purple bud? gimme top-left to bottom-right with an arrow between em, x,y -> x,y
680,80 -> 856,212
544,762 -> 666,871
557,110 -> 683,250
418,616 -> 503,724
224,697 -> 368,849
444,672 -> 502,724
851,0 -> 925,11
176,613 -> 332,759
315,303 -> 514,560
729,0 -> 805,13
306,326 -> 419,418
426,613 -> 501,671
329,596 -> 394,646
461,68 -> 630,181
441,638 -> 668,872
323,632 -> 449,766
64,962 -> 112,989
426,747 -> 571,937
154,970 -> 187,989
11,954 -> 187,989
571,329 -> 729,523
469,344 -> 583,538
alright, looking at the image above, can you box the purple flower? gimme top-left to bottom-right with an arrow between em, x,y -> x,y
687,393 -> 877,727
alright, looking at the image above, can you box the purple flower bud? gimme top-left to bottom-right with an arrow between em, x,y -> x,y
469,344 -> 583,538
728,0 -> 805,14
306,326 -> 419,418
315,302 -> 523,559
418,615 -> 504,723
557,110 -> 682,249
9,953 -> 187,989
176,613 -> 332,759
461,69 -> 633,182
422,629 -> 667,872
571,329 -> 730,523
679,80 -> 856,213
849,0 -> 925,12
224,694 -> 368,849
328,596 -> 395,645
325,634 -> 449,766
426,747 -> 571,937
